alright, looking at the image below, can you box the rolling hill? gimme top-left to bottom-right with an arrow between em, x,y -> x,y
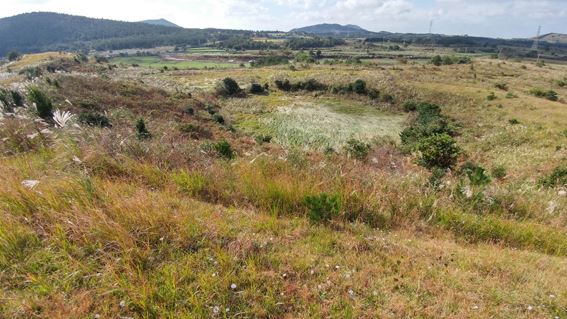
140,18 -> 181,28
0,12 -> 250,56
536,33 -> 567,44
291,23 -> 375,36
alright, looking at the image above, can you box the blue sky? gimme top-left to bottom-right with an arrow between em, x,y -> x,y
2,0 -> 566,38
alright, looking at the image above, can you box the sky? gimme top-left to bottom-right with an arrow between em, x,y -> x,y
2,0 -> 566,38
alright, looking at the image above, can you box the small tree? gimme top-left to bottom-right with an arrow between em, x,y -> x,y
431,55 -> 442,66
28,87 -> 53,120
216,77 -> 242,97
135,118 -> 152,139
351,79 -> 367,95
418,133 -> 460,169
7,51 -> 20,61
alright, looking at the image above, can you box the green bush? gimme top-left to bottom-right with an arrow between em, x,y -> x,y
135,118 -> 152,139
417,133 -> 460,169
344,139 -> 370,161
216,77 -> 242,97
179,123 -> 197,133
7,51 -> 20,61
28,87 -> 53,120
351,79 -> 367,95
529,88 -> 559,101
487,92 -> 497,101
10,91 -> 23,107
78,111 -> 112,128
304,193 -> 342,224
403,100 -> 418,112
249,83 -> 265,94
461,162 -> 491,186
213,114 -> 225,124
214,140 -> 234,159
539,166 -> 567,188
508,118 -> 520,125
274,78 -> 326,92
491,165 -> 507,180
400,103 -> 457,152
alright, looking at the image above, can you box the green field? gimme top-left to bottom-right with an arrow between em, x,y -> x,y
110,55 -> 242,69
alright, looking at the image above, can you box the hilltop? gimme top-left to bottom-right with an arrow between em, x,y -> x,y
291,23 -> 374,36
140,18 -> 181,28
537,33 -> 567,44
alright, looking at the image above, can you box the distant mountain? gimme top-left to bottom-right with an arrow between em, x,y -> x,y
290,23 -> 374,36
0,12 -> 251,56
139,19 -> 181,28
535,33 -> 567,44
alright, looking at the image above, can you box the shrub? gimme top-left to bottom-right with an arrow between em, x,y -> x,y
213,114 -> 225,124
304,193 -> 342,224
78,111 -> 112,128
529,88 -> 558,101
7,51 -> 20,61
417,133 -> 460,169
351,79 -> 367,95
381,94 -> 395,103
487,92 -> 497,101
539,166 -> 567,188
508,119 -> 520,125
255,134 -> 272,144
19,67 -> 42,80
400,103 -> 457,152
185,107 -> 195,115
275,79 -> 291,91
275,78 -> 326,92
495,83 -> 509,91
216,77 -> 242,97
214,140 -> 234,159
249,83 -> 265,94
28,87 -> 53,120
403,100 -> 418,112
505,92 -> 517,99
431,55 -> 442,66
10,91 -> 23,106
491,165 -> 507,180
461,162 -> 491,186
135,118 -> 152,139
429,167 -> 447,189
344,139 -> 370,161
367,89 -> 379,100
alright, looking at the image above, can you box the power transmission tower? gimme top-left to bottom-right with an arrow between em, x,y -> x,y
532,25 -> 541,51
532,26 -> 542,64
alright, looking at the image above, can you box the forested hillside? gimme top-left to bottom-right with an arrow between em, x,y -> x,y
0,12 -> 250,55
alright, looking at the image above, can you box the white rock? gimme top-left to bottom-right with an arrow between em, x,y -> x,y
21,180 -> 39,189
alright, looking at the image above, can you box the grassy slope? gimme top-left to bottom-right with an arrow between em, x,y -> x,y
1,52 -> 567,318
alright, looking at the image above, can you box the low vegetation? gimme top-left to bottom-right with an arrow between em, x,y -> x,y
1,42 -> 567,319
